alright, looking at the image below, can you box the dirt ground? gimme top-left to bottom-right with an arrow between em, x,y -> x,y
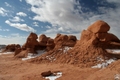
0,54 -> 120,80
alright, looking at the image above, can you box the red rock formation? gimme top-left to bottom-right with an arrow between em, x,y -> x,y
30,20 -> 120,68
39,34 -> 49,46
54,34 -> 77,47
2,44 -> 21,52
96,33 -> 120,42
46,38 -> 55,51
87,20 -> 110,33
15,33 -> 39,58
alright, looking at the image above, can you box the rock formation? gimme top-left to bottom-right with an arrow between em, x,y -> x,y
2,44 -> 21,52
87,20 -> 110,33
30,20 -> 120,68
46,38 -> 55,51
15,33 -> 39,58
54,33 -> 77,48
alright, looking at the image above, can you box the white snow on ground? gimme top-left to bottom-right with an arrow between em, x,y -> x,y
22,50 -> 46,61
45,72 -> 62,80
91,58 -> 117,68
58,46 -> 72,53
106,49 -> 120,54
46,56 -> 56,62
63,47 -> 72,53
0,51 -> 13,55
114,74 -> 120,80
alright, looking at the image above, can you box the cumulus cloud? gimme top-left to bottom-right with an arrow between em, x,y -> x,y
5,2 -> 12,7
16,12 -> 27,17
0,7 -> 8,16
5,20 -> 36,32
33,22 -> 39,27
25,0 -> 120,38
9,16 -> 24,22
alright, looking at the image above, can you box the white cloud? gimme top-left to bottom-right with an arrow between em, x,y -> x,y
9,16 -> 24,22
25,0 -> 120,39
0,7 -> 8,16
33,22 -> 39,27
16,12 -> 27,17
20,0 -> 22,2
0,34 -> 26,45
0,28 -> 9,32
5,20 -> 36,32
5,2 -> 12,7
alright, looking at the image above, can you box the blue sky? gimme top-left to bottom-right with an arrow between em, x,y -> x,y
0,0 -> 120,45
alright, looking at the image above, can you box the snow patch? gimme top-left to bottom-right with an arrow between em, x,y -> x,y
106,49 -> 120,54
114,74 -> 120,80
0,52 -> 13,55
45,72 -> 62,80
92,58 -> 116,68
22,50 -> 46,61
46,56 -> 56,62
63,47 -> 72,53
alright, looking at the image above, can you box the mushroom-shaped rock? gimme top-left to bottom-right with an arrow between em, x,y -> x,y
17,32 -> 39,57
39,34 -> 49,46
87,20 -> 110,33
27,33 -> 39,46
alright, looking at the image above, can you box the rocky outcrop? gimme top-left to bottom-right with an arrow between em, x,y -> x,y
39,34 -> 49,46
15,33 -> 39,58
54,34 -> 77,47
30,20 -> 120,68
2,44 -> 21,52
87,20 -> 110,33
46,38 -> 55,51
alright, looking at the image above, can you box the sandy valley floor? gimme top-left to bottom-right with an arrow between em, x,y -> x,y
0,53 -> 120,80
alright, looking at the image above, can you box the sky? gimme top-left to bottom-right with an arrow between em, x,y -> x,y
0,0 -> 120,45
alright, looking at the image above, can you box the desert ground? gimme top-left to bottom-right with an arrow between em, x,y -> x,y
0,53 -> 120,80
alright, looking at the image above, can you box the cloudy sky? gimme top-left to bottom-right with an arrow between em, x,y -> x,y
0,0 -> 120,45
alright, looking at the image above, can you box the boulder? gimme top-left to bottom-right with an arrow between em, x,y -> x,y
41,71 -> 53,77
87,20 -> 110,33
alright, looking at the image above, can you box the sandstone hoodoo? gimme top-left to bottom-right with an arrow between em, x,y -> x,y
30,20 -> 120,68
38,34 -> 50,50
15,32 -> 40,58
87,20 -> 110,33
14,33 -> 55,58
